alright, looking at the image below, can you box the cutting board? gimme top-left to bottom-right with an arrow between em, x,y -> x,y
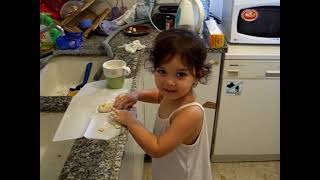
53,78 -> 133,142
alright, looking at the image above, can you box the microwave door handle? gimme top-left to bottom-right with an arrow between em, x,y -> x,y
265,70 -> 280,77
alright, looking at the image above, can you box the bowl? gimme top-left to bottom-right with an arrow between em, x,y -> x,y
60,0 -> 83,19
124,24 -> 151,37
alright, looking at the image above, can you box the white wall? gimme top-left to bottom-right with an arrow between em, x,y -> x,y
92,0 -> 224,19
108,0 -> 138,9
89,0 -> 138,14
209,0 -> 223,19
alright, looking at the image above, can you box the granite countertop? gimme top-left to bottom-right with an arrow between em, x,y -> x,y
40,25 -> 228,180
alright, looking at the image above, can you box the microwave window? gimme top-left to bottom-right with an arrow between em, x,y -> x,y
237,6 -> 280,38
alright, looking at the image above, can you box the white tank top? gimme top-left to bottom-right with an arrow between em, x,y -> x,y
152,102 -> 212,180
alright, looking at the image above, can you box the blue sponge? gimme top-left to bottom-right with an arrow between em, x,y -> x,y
79,19 -> 93,30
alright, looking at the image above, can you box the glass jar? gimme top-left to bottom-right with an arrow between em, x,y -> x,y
165,16 -> 173,30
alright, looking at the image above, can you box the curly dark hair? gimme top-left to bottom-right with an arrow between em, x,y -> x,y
149,28 -> 211,84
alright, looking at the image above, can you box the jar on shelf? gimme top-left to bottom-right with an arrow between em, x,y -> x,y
165,16 -> 173,30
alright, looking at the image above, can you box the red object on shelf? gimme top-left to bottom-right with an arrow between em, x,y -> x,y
42,0 -> 66,12
40,0 -> 66,20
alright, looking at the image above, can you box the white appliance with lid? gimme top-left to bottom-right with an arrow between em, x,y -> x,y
150,0 -> 206,34
211,44 -> 280,162
174,0 -> 205,34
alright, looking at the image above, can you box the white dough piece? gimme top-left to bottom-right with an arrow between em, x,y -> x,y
97,101 -> 114,113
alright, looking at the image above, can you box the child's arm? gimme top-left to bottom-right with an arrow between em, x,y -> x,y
136,88 -> 162,104
112,106 -> 202,158
114,88 -> 162,109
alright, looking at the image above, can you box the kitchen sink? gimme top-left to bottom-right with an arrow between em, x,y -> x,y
40,55 -> 107,96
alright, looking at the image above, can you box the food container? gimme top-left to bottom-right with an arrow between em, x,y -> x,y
56,32 -> 83,49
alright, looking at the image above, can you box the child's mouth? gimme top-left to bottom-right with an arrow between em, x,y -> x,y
164,89 -> 177,93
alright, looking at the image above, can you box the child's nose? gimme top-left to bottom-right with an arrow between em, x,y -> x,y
166,79 -> 176,86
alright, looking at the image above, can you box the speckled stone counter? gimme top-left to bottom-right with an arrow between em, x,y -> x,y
40,25 -> 227,180
40,29 -> 153,180
40,27 -> 227,70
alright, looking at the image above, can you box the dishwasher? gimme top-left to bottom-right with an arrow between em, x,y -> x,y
212,59 -> 280,162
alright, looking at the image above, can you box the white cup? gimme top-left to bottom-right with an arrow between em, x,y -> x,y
103,60 -> 131,89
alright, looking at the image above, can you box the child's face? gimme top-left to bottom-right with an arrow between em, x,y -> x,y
154,54 -> 196,101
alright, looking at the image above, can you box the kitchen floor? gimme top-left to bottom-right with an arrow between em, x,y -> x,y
143,161 -> 280,180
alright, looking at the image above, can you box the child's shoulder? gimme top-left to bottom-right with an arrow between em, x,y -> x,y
179,103 -> 203,115
171,103 -> 204,122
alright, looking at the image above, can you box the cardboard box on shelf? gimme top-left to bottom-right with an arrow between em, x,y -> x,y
203,18 -> 224,48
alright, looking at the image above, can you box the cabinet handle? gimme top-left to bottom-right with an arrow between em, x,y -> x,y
208,60 -> 219,65
227,70 -> 239,76
227,70 -> 239,73
265,70 -> 280,77
202,101 -> 216,109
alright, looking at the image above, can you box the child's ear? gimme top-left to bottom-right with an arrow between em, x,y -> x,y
198,67 -> 206,78
197,67 -> 208,84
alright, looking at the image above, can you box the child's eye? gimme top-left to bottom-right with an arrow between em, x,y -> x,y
176,72 -> 187,77
156,69 -> 166,74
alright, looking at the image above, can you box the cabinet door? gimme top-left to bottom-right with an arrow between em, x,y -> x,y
213,78 -> 280,161
213,60 -> 280,162
118,67 -> 145,180
142,67 -> 159,132
136,67 -> 145,127
193,53 -> 221,150
119,133 -> 145,180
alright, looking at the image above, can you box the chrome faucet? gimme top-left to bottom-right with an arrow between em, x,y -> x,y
40,24 -> 65,36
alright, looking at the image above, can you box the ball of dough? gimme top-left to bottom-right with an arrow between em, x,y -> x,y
98,101 -> 114,113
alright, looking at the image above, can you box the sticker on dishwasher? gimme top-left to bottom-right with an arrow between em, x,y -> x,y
225,81 -> 243,95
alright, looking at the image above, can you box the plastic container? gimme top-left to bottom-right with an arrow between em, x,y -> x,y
40,13 -> 62,51
40,13 -> 61,42
136,1 -> 149,20
98,20 -> 118,35
55,32 -> 83,50
165,16 -> 173,30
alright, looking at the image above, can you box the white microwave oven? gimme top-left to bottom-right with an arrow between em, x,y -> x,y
221,0 -> 280,44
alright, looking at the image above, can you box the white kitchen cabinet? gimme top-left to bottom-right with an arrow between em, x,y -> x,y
212,44 -> 280,162
118,133 -> 145,180
142,53 -> 222,150
118,70 -> 145,180
142,67 -> 160,133
193,53 -> 221,150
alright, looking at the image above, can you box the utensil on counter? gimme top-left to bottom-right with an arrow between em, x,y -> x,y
67,62 -> 93,96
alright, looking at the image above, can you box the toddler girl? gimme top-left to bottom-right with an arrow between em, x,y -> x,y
112,28 -> 213,180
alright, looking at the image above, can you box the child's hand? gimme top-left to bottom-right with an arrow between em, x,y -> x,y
114,92 -> 139,110
111,108 -> 136,126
